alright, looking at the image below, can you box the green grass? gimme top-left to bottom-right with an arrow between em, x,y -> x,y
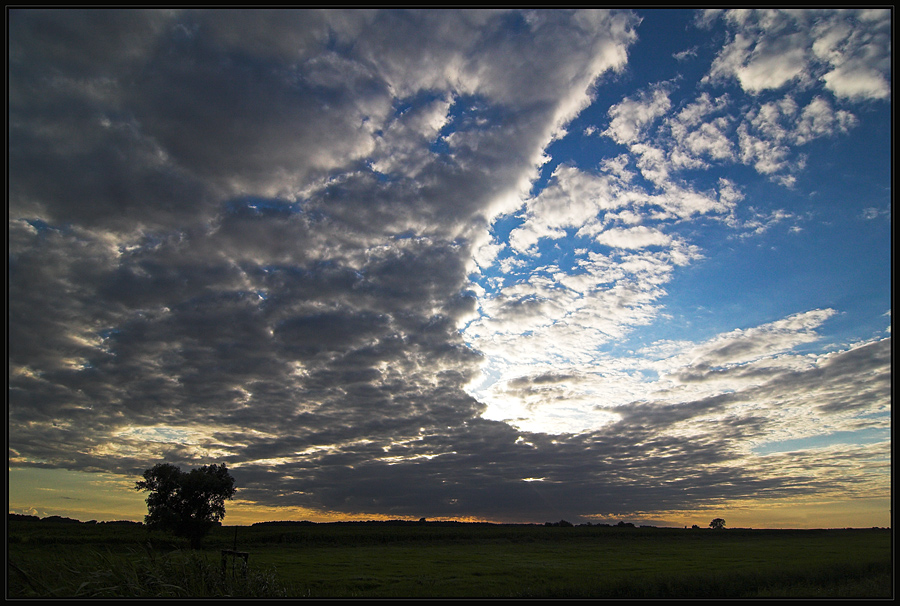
237,528 -> 892,598
7,521 -> 892,598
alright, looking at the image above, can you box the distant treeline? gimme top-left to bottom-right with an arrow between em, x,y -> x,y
252,519 -> 527,528
8,513 -> 141,525
249,519 -> 647,528
8,514 -> 657,528
9,513 -> 648,528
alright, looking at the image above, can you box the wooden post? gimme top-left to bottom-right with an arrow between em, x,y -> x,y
221,549 -> 249,578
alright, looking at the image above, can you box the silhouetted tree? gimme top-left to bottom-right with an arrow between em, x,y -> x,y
135,462 -> 236,548
709,517 -> 726,530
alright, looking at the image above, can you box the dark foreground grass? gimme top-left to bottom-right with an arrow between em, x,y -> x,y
240,530 -> 892,598
7,521 -> 892,598
8,547 -> 291,598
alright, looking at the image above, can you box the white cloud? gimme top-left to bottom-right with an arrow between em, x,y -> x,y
736,95 -> 857,179
603,86 -> 672,145
812,10 -> 891,100
861,207 -> 890,221
473,239 -> 506,271
473,307 -> 888,449
728,207 -> 799,239
508,165 -> 622,254
734,32 -> 810,93
706,9 -> 891,100
675,309 -> 837,370
595,35 -> 864,189
595,226 -> 672,249
682,118 -> 734,161
467,242 -> 676,373
673,46 -> 698,61
793,96 -> 857,144
822,66 -> 891,100
736,123 -> 792,175
629,143 -> 671,187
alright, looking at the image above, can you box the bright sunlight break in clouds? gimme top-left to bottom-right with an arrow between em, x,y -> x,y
8,9 -> 891,528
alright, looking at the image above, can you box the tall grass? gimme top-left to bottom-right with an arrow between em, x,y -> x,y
7,546 -> 292,598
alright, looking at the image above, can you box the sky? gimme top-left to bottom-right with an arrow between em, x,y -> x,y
8,8 -> 892,529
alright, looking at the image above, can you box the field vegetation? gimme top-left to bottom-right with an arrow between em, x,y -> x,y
7,516 -> 892,598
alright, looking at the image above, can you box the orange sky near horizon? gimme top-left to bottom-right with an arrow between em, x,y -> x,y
8,467 -> 891,529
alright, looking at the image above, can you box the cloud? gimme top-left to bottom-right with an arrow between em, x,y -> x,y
598,79 -> 859,190
369,96 -> 454,178
672,309 -> 838,372
469,325 -> 890,515
8,8 -> 651,519
861,206 -> 890,221
507,164 -> 623,254
472,307 -> 860,432
594,226 -> 672,249
735,95 -> 857,179
705,9 -> 891,100
8,9 -> 889,525
673,46 -> 698,62
602,85 -> 672,145
813,9 -> 892,100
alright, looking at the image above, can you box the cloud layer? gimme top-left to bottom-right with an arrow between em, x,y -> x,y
9,9 -> 890,523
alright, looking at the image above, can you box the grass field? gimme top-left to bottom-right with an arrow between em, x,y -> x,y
7,519 -> 893,598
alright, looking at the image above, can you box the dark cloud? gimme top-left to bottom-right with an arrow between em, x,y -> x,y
508,372 -> 579,388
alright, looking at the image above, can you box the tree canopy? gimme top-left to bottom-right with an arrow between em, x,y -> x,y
135,462 -> 236,548
709,517 -> 726,530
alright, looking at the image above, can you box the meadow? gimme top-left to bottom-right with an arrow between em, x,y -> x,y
7,518 -> 893,598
